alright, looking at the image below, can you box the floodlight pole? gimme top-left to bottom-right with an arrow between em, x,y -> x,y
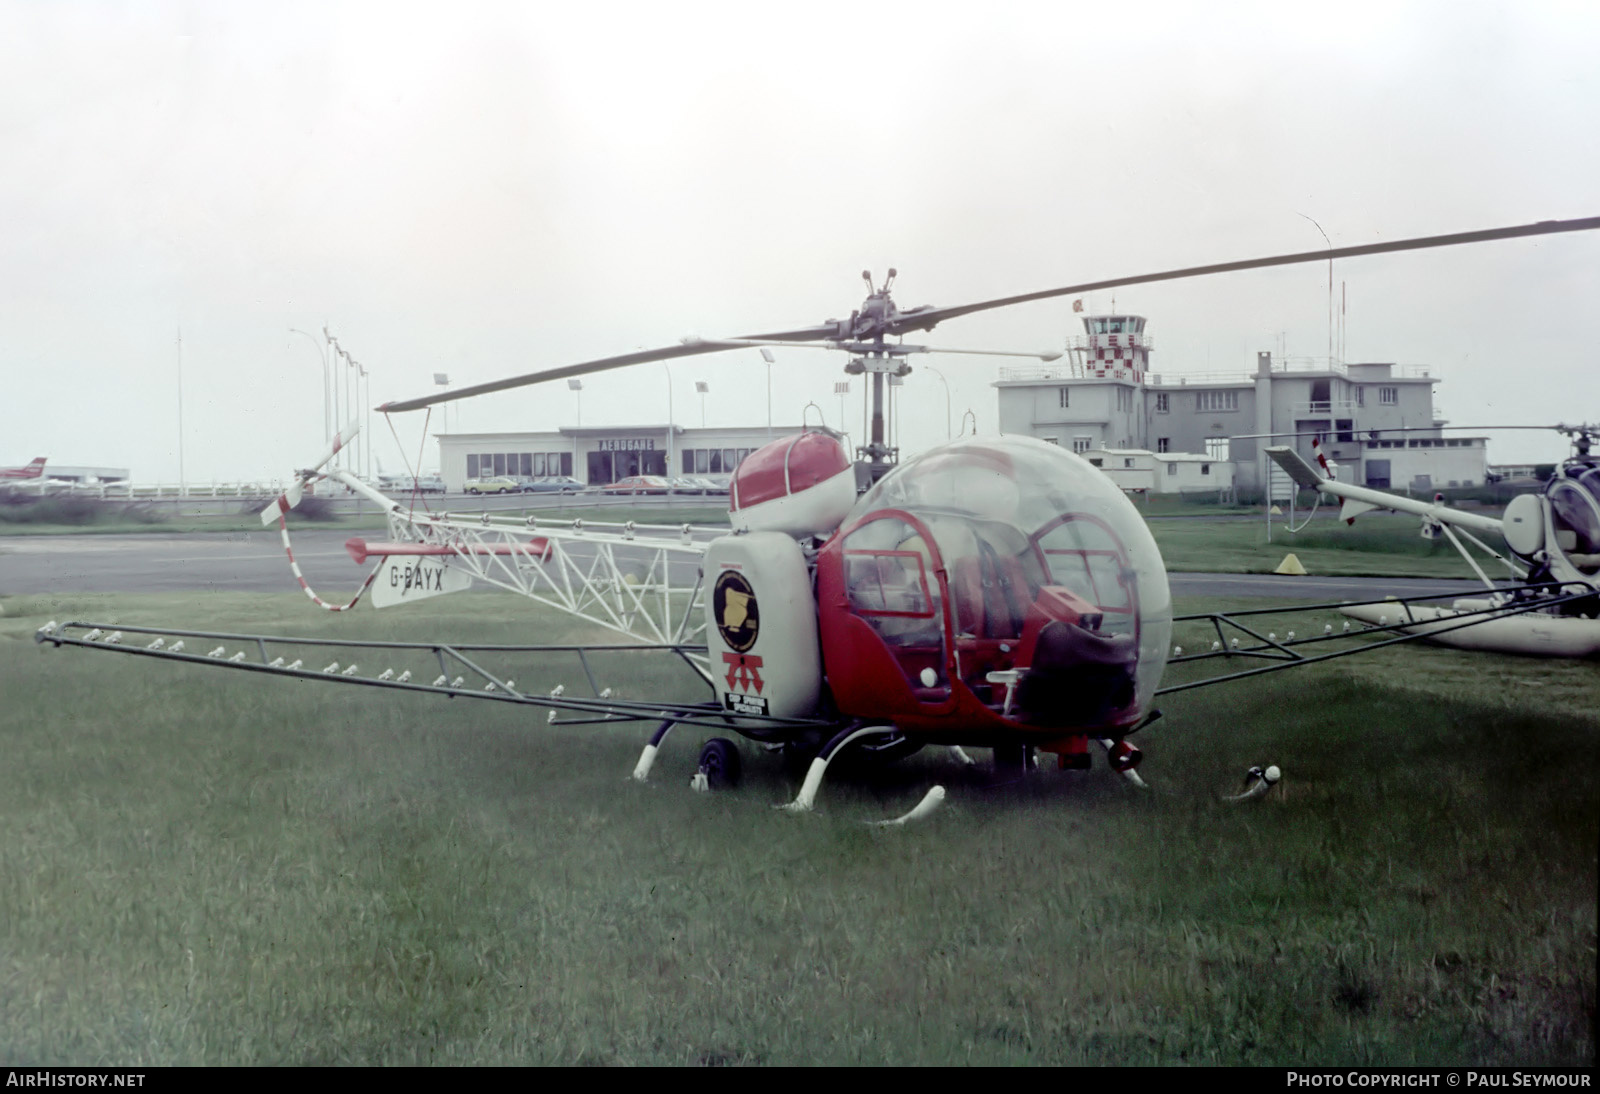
568,378 -> 583,482
289,328 -> 331,446
761,348 -> 775,440
662,363 -> 675,478
176,326 -> 185,495
924,364 -> 952,439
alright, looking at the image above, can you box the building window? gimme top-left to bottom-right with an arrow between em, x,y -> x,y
1356,387 -> 1366,407
1073,437 -> 1092,454
1058,387 -> 1070,408
1156,392 -> 1169,413
1088,457 -> 1103,467
1043,436 -> 1059,446
467,454 -> 479,478
1204,437 -> 1229,461
1157,438 -> 1170,453
1124,458 -> 1134,468
1116,388 -> 1133,412
1167,462 -> 1178,476
1196,390 -> 1239,412
1201,463 -> 1210,475
1380,386 -> 1398,405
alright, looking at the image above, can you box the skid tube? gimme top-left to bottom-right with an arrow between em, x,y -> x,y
1159,581 -> 1596,695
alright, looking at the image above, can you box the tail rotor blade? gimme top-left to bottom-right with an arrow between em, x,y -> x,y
309,419 -> 362,477
259,419 -> 362,526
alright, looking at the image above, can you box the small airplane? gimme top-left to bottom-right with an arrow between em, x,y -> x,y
34,215 -> 1600,818
1267,425 -> 1600,657
0,457 -> 47,480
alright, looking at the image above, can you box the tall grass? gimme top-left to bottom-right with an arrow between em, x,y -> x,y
0,592 -> 1593,1064
0,491 -> 166,527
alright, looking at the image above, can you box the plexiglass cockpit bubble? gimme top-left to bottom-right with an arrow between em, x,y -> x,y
844,435 -> 1173,722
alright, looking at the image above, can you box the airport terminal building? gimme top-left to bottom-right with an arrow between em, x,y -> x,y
994,314 -> 1488,497
435,425 -> 807,491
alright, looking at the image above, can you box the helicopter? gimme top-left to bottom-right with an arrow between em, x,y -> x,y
1265,423 -> 1600,657
34,215 -> 1600,818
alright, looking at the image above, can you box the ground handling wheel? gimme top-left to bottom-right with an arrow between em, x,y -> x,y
697,738 -> 742,789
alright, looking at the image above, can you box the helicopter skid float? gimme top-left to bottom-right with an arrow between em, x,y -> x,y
1334,602 -> 1600,658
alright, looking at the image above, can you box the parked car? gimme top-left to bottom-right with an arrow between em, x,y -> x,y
600,475 -> 671,495
522,476 -> 584,494
380,473 -> 446,494
670,477 -> 707,495
464,476 -> 520,495
699,475 -> 731,496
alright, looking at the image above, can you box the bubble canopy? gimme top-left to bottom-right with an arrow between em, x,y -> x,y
841,435 -> 1174,720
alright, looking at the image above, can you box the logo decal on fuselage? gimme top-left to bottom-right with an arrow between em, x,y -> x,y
713,569 -> 759,652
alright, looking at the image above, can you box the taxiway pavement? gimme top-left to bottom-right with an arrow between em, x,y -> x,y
1,529 -> 1494,602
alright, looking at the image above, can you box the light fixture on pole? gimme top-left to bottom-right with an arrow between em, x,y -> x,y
434,373 -> 450,436
923,365 -> 952,440
567,379 -> 583,480
760,348 -> 775,440
695,380 -> 709,427
289,328 -> 331,446
324,327 -> 341,467
352,359 -> 369,481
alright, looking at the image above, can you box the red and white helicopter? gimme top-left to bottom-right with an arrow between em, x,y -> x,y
36,216 -> 1600,818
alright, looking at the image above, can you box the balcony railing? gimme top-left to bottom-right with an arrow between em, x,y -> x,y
996,358 -> 1434,386
1070,335 -> 1154,352
1290,401 -> 1362,416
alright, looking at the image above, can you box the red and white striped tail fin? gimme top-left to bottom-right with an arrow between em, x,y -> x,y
1312,435 -> 1336,481
258,419 -> 362,527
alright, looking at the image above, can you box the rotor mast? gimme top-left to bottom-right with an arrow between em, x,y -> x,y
846,269 -> 913,486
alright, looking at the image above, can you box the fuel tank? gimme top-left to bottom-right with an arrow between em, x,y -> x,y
728,431 -> 856,539
702,531 -> 823,725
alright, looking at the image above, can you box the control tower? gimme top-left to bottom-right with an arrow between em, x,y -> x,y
1071,315 -> 1151,382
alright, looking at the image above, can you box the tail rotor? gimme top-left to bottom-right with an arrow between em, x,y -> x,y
259,419 -> 361,527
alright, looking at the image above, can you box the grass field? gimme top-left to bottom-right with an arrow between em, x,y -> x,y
1,591 -> 1594,1065
1146,512 -> 1494,579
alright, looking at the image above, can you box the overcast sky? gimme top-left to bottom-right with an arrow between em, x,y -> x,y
2,0 -> 1596,482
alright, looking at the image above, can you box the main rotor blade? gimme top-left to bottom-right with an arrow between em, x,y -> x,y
882,215 -> 1600,335
378,321 -> 838,413
379,214 -> 1599,413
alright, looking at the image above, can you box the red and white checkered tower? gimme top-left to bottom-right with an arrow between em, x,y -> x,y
1072,314 -> 1151,382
